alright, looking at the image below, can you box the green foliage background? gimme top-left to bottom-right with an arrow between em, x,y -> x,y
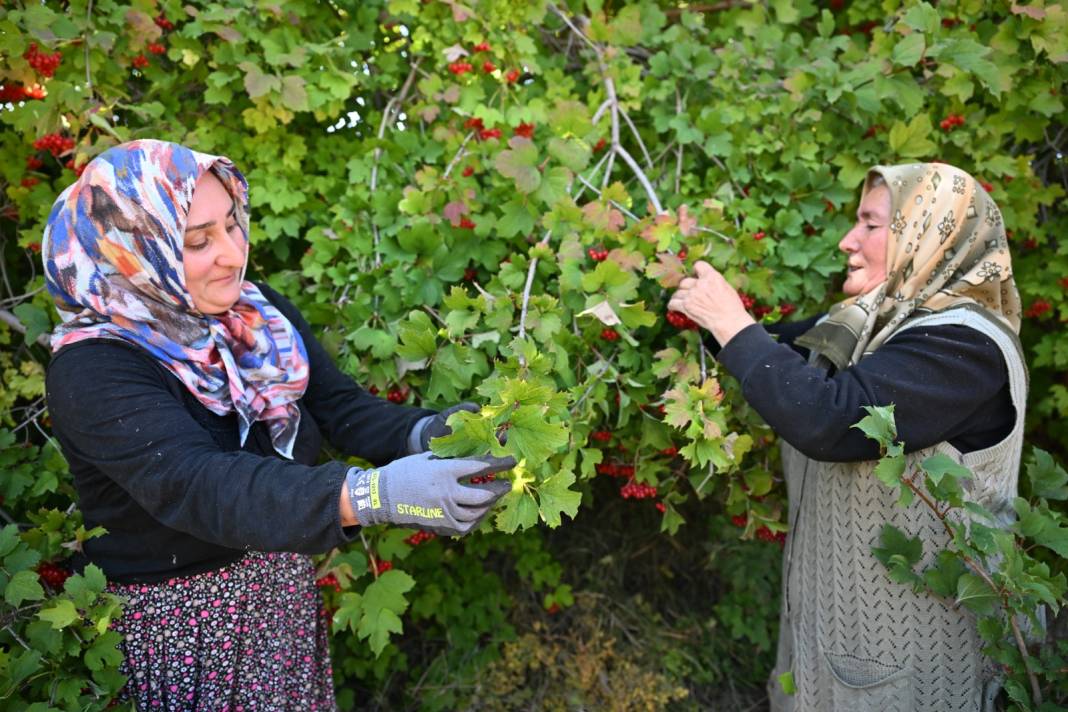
1,0 -> 1066,709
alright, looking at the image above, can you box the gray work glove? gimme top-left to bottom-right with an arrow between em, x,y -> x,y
408,402 -> 479,454
346,451 -> 515,536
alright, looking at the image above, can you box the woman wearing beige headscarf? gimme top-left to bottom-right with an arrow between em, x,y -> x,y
669,163 -> 1025,711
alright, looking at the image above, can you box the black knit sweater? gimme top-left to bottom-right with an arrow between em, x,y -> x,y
45,284 -> 432,583
710,315 -> 1015,462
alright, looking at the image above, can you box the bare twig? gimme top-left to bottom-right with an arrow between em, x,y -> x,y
619,106 -> 653,170
84,0 -> 95,99
442,131 -> 475,179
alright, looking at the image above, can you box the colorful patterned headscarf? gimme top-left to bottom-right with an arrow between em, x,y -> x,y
43,139 -> 309,458
795,162 -> 1021,370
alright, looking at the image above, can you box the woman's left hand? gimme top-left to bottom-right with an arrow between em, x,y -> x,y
667,261 -> 756,346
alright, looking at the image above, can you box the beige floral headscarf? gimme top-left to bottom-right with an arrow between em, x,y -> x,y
795,162 -> 1021,370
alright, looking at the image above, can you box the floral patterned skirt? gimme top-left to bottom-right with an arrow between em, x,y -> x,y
107,551 -> 336,711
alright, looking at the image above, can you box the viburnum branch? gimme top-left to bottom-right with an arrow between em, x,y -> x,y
698,340 -> 708,384
614,142 -> 663,215
592,98 -> 611,125
674,88 -> 684,194
442,131 -> 475,179
0,308 -> 51,348
371,58 -> 422,269
619,106 -> 653,171
900,472 -> 1043,704
84,0 -> 95,99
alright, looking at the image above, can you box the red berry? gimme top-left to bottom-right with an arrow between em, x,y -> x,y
546,602 -> 561,614
368,559 -> 393,575
463,267 -> 477,281
730,514 -> 747,528
462,165 -> 475,177
155,14 -> 174,31
25,156 -> 43,170
677,249 -> 687,259
132,54 -> 149,69
505,69 -> 520,83
37,561 -> 71,590
472,42 -> 491,53
1023,238 -> 1038,250
600,328 -> 620,342
980,181 -> 994,193
458,217 -> 476,230
1024,300 -> 1052,319
448,61 -> 473,75
738,292 -> 755,310
28,242 -> 42,253
593,137 -> 607,153
405,530 -> 438,546
666,310 -> 698,330
20,177 -> 39,188
587,247 -> 608,261
482,61 -> 496,73
464,117 -> 484,131
315,573 -> 342,592
591,430 -> 612,442
147,42 -> 166,55
655,502 -> 666,513
753,304 -> 773,319
779,302 -> 796,317
753,231 -> 766,241
387,386 -> 408,403
513,122 -> 535,138
478,128 -> 501,140
659,446 -> 678,456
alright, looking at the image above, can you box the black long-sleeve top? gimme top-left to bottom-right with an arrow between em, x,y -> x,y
45,283 -> 433,583
708,315 -> 1015,462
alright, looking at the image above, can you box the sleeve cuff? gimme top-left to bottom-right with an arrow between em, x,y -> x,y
407,414 -> 434,455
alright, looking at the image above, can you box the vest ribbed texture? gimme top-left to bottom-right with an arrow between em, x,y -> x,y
768,308 -> 1028,712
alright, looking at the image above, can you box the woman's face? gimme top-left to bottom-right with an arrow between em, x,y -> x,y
183,171 -> 246,314
838,183 -> 891,297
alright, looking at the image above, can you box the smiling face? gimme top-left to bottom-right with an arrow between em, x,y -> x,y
183,171 -> 247,314
838,183 -> 891,297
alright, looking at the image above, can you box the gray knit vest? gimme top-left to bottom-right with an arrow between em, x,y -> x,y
767,307 -> 1028,712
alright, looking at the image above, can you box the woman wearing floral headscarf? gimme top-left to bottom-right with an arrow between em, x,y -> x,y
43,140 -> 515,709
669,163 -> 1025,711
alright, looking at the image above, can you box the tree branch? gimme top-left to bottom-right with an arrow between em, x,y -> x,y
0,308 -> 50,347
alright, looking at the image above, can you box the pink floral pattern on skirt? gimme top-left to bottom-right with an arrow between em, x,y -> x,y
107,551 -> 336,711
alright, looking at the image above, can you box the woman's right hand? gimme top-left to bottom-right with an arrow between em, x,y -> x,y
340,452 -> 515,535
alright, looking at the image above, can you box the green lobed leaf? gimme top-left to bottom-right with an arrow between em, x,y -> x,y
357,569 -> 415,657
4,569 -> 45,606
955,573 -> 999,616
851,405 -> 898,449
536,469 -> 581,528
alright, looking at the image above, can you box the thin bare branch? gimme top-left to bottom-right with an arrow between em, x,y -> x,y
0,308 -> 50,347
443,131 -> 475,179
619,106 -> 653,170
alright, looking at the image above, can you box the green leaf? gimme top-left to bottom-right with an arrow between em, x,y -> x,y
1026,448 -> 1068,500
430,410 -> 497,458
495,489 -> 539,533
239,61 -> 280,99
348,326 -> 397,359
851,405 -> 897,449
38,599 -> 80,630
955,573 -> 999,616
4,569 -> 45,606
508,406 -> 568,463
901,3 -> 939,34
537,469 -> 581,528
891,33 -> 926,67
888,114 -> 938,159
497,198 -> 536,237
495,136 -> 541,194
548,137 -> 591,172
778,670 -> 796,695
84,630 -> 124,671
923,551 -> 967,598
358,569 -> 415,656
872,524 -> 923,588
873,453 -> 906,488
12,303 -> 50,344
280,75 -> 308,111
920,453 -> 972,486
395,310 -> 437,362
0,524 -> 20,558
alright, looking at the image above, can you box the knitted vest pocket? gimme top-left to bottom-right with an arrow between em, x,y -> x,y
823,651 -> 914,711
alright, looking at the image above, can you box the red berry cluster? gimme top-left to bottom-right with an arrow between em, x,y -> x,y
482,61 -> 496,73
147,42 -> 166,55
1024,300 -> 1052,319
514,122 -> 535,138
939,114 -> 965,131
464,117 -> 483,132
37,561 -> 71,590
590,430 -> 612,442
730,514 -> 747,528
980,180 -> 994,193
469,472 -> 496,485
65,158 -> 86,177
20,177 -> 39,188
405,530 -> 437,546
756,526 -> 786,546
479,127 -> 502,141
33,133 -> 75,157
596,462 -> 635,478
132,54 -> 150,69
24,43 -> 62,78
738,291 -> 755,309
463,266 -> 477,281
587,247 -> 608,261
369,559 -> 393,575
655,501 -> 666,513
620,480 -> 657,500
1,84 -> 32,102
472,42 -> 491,53
462,165 -> 475,177
458,217 -> 476,230
25,156 -> 43,170
600,328 -> 620,342
666,310 -> 698,330
659,446 -> 678,456
155,14 -> 174,31
779,302 -> 796,317
752,230 -> 766,241
752,304 -> 774,319
448,61 -> 473,75
505,69 -> 520,83
315,573 -> 342,592
387,386 -> 408,403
